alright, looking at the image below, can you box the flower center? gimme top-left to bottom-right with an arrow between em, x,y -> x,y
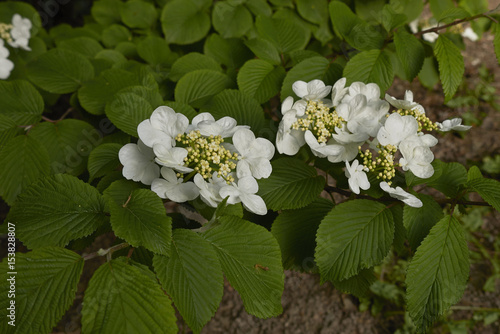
359,144 -> 399,184
291,101 -> 345,143
0,23 -> 13,43
175,130 -> 238,183
393,108 -> 439,132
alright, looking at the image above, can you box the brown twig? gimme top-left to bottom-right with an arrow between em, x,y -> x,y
82,242 -> 129,261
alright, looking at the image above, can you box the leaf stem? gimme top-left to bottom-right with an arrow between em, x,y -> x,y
414,13 -> 486,38
82,242 -> 129,261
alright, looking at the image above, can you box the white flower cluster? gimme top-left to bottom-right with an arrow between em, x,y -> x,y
0,14 -> 32,80
119,106 -> 275,215
277,79 -> 471,208
409,19 -> 478,43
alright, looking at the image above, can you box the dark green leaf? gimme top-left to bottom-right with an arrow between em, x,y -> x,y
343,49 -> 394,94
434,35 -> 464,103
394,30 -> 425,81
169,52 -> 222,82
0,80 -> 43,125
161,0 -> 211,45
212,2 -> 253,38
237,60 -> 286,104
88,143 -> 122,181
105,92 -> 153,137
120,0 -> 157,29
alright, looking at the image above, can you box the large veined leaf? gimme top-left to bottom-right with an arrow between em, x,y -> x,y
105,92 -> 153,137
120,0 -> 157,29
316,200 -> 394,281
78,68 -> 139,115
257,158 -> 325,211
388,0 -> 423,22
28,119 -> 97,176
58,37 -> 104,58
0,135 -> 50,205
153,229 -> 224,333
271,198 -> 333,271
246,0 -> 272,17
27,49 -> 94,94
91,0 -> 122,25
169,52 -> 222,82
343,49 -> 394,95
175,69 -> 235,108
200,89 -> 268,135
429,0 -> 454,20
281,56 -> 343,101
244,38 -> 281,65
212,2 -> 253,38
7,174 -> 108,249
406,216 -> 469,332
333,268 -> 376,298
106,188 -> 172,256
0,80 -> 44,125
255,16 -> 310,54
425,160 -> 468,198
161,0 -> 211,45
81,258 -> 177,334
297,0 -> 328,24
136,36 -> 177,67
394,30 -> 425,81
329,1 -> 362,40
0,247 -> 84,334
202,216 -> 284,318
467,177 -> 500,212
102,24 -> 132,48
403,194 -> 444,251
204,33 -> 253,69
237,59 -> 286,104
88,143 -> 122,181
434,35 -> 464,103
0,115 -> 21,149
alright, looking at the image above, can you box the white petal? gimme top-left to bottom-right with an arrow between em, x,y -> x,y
241,194 -> 267,215
219,184 -> 242,204
166,182 -> 199,202
237,176 -> 259,194
232,128 -> 255,154
292,80 -> 308,98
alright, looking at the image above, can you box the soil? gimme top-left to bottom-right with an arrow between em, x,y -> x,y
1,2 -> 499,334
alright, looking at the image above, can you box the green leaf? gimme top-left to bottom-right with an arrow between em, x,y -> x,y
78,68 -> 139,115
257,158 -> 325,211
403,194 -> 444,251
255,16 -> 310,53
329,1 -> 363,40
389,0 -> 423,22
429,0 -> 454,20
204,33 -> 253,69
467,165 -> 482,182
202,216 -> 284,318
175,69 -> 235,108
58,37 -> 104,58
467,178 -> 500,212
7,174 -> 108,249
137,36 -> 177,67
88,143 -> 122,181
244,38 -> 281,65
380,4 -> 408,31
0,135 -> 50,205
0,247 -> 83,334
438,7 -> 470,24
200,89 -> 268,136
434,35 -> 464,103
316,200 -> 394,281
0,80 -> 43,125
153,229 -> 224,333
28,120 -> 98,176
343,49 -> 394,94
0,115 -> 21,149
161,0 -> 211,45
297,0 -> 328,24
494,23 -> 500,65
120,0 -> 157,29
81,257 -> 177,334
27,49 -> 94,94
237,60 -> 286,104
333,268 -> 376,298
407,216 -> 469,332
426,160 -> 468,198
169,52 -> 222,82
102,24 -> 132,48
281,56 -> 343,101
105,92 -> 153,137
394,30 -> 425,81
271,198 -> 333,271
91,0 -> 123,25
212,2 -> 253,38
347,23 -> 386,51
106,188 -> 172,255
418,57 -> 440,89
245,0 -> 272,17
164,101 -> 198,121
95,49 -> 127,65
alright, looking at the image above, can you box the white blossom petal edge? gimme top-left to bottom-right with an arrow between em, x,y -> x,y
151,167 -> 199,202
233,128 -> 275,179
220,176 -> 267,215
380,182 -> 422,208
345,160 -> 370,194
119,140 -> 159,185
436,118 -> 472,132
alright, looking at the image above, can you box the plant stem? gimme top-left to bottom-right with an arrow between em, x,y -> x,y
450,305 -> 500,312
82,242 -> 129,261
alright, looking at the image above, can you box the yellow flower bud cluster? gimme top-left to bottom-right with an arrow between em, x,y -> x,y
0,23 -> 13,43
291,101 -> 345,143
175,130 -> 238,184
359,144 -> 399,185
394,108 -> 439,132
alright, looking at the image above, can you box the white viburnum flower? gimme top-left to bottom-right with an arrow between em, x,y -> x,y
462,27 -> 478,42
276,109 -> 306,155
292,79 -> 332,104
189,112 -> 248,138
137,106 -> 189,148
341,81 -> 380,104
119,140 -> 160,185
193,173 -> 226,207
436,118 -> 472,132
345,160 -> 370,194
331,77 -> 349,107
151,167 -> 199,202
0,40 -> 13,80
380,181 -> 422,208
377,112 -> 419,147
8,14 -> 32,51
385,90 -> 425,113
304,130 -> 344,158
398,135 -> 435,179
153,144 -> 193,173
219,176 -> 267,215
232,128 -> 275,179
